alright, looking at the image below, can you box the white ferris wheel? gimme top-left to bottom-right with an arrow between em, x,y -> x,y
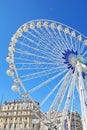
6,19 -> 87,130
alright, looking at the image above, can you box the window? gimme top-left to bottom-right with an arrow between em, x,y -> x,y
25,117 -> 27,120
15,117 -> 17,120
7,112 -> 8,115
9,124 -> 12,128
17,106 -> 19,109
12,112 -> 14,116
16,112 -> 18,115
26,111 -> 28,114
21,111 -> 22,114
14,124 -> 16,128
4,125 -> 6,128
24,124 -> 26,128
32,124 -> 35,128
20,117 -> 22,121
5,118 -> 7,122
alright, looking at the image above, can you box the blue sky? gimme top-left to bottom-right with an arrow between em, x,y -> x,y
0,0 -> 87,103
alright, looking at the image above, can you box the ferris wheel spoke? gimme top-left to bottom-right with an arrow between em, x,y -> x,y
29,69 -> 68,94
77,41 -> 83,54
79,43 -> 85,55
16,64 -> 66,72
73,39 -> 78,52
15,44 -> 61,62
15,54 -> 65,65
40,70 -> 71,107
49,70 -> 72,120
83,51 -> 87,57
75,36 -> 83,54
34,27 -> 66,54
27,27 -> 62,54
15,57 -> 38,62
49,71 -> 71,111
65,33 -> 77,52
15,48 -> 63,63
69,36 -> 75,51
53,71 -> 71,111
69,36 -> 75,52
43,27 -> 67,52
60,70 -> 77,130
81,44 -> 87,56
49,27 -> 67,51
34,27 -> 61,50
23,33 -> 61,56
74,38 -> 80,53
20,66 -> 66,81
64,71 -> 77,111
63,32 -> 72,50
15,63 -> 64,71
63,33 -> 73,50
69,85 -> 76,128
83,49 -> 87,57
16,65 -> 66,71
58,31 -> 71,50
73,38 -> 79,52
15,62 -> 64,66
70,86 -> 75,111
14,54 -> 64,63
18,64 -> 65,75
17,40 -> 61,60
15,60 -> 65,69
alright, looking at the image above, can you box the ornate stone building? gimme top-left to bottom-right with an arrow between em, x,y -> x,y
0,100 -> 83,130
68,111 -> 83,130
0,100 -> 40,130
42,111 -> 83,130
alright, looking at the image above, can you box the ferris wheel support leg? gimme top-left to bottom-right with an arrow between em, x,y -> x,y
76,62 -> 87,130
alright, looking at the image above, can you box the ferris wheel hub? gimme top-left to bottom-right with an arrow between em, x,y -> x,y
62,49 -> 78,73
68,54 -> 77,67
62,49 -> 87,79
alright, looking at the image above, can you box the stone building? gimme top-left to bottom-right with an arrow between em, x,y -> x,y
41,111 -> 83,130
68,111 -> 83,130
0,100 -> 83,130
0,100 -> 40,130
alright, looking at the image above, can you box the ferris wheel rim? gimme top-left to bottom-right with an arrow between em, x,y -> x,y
18,19 -> 87,39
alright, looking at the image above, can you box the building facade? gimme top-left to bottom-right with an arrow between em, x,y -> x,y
68,111 -> 83,130
0,100 -> 40,130
0,100 -> 83,130
42,111 -> 83,130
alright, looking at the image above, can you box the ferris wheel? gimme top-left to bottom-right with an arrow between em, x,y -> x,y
6,19 -> 87,130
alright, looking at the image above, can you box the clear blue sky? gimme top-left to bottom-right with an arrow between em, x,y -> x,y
0,0 -> 87,103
